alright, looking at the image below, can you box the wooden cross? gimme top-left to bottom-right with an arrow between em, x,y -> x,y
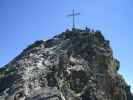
67,9 -> 80,29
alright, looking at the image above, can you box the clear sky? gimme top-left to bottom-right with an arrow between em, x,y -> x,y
0,0 -> 133,92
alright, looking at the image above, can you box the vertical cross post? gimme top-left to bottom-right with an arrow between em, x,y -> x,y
67,9 -> 80,29
72,9 -> 75,29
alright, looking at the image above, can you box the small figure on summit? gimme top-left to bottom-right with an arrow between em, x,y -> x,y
85,26 -> 90,32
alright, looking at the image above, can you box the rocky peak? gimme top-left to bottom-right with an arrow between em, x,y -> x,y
0,28 -> 132,100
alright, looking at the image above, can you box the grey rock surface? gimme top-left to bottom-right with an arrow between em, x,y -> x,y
0,28 -> 133,100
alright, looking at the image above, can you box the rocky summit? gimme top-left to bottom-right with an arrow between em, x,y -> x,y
0,28 -> 133,100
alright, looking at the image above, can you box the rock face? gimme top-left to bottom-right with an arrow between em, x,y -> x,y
0,28 -> 133,100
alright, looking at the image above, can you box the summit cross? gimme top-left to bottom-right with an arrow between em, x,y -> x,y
67,9 -> 80,29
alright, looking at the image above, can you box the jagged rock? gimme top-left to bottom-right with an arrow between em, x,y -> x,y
0,28 -> 132,100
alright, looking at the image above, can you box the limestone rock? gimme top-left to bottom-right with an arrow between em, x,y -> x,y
0,28 -> 132,100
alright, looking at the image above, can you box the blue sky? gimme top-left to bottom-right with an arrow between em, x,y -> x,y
0,0 -> 133,92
